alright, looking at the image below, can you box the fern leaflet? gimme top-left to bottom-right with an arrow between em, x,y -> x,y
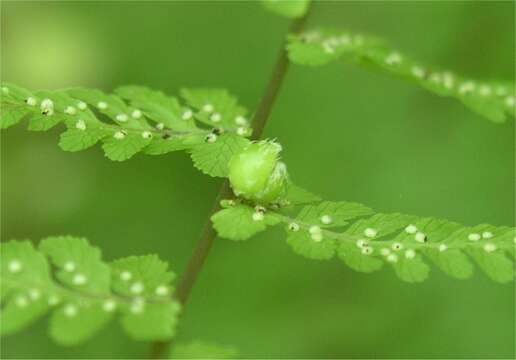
0,236 -> 180,345
212,195 -> 515,283
287,29 -> 515,123
0,83 -> 251,173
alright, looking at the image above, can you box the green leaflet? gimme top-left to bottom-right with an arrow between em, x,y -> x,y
287,29 -> 515,123
102,131 -> 152,161
59,127 -> 107,152
212,199 -> 516,283
170,340 -> 239,359
180,88 -> 249,130
338,241 -> 383,273
1,297 -> 50,336
0,83 -> 251,164
144,134 -> 204,155
286,230 -> 336,260
392,255 -> 430,283
39,236 -> 111,295
282,182 -> 321,206
121,302 -> 181,341
116,86 -> 198,132
49,303 -> 112,346
261,0 -> 310,19
0,237 -> 181,345
295,201 -> 374,228
190,133 -> 251,177
423,248 -> 474,280
111,255 -> 180,340
211,204 -> 281,241
110,255 -> 176,298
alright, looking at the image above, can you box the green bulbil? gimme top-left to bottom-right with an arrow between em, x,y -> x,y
228,140 -> 288,204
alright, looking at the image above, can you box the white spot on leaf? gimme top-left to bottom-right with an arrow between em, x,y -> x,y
182,109 -> 193,120
73,273 -> 87,285
391,242 -> 403,251
210,113 -> 222,122
206,133 -> 217,143
8,260 -> 22,273
102,299 -> 117,312
116,113 -> 128,122
141,131 -> 153,139
380,248 -> 391,256
64,106 -> 77,115
483,243 -> 497,253
120,271 -> 132,281
97,101 -> 108,109
75,119 -> 86,131
63,261 -> 76,272
320,215 -> 333,225
202,103 -> 214,113
415,232 -> 427,243
114,131 -> 126,140
364,228 -> 377,238
155,285 -> 168,296
64,304 -> 78,317
482,231 -> 493,239
130,282 -> 144,294
252,212 -> 264,222
405,224 -> 417,234
468,233 -> 481,241
26,97 -> 37,106
131,109 -> 142,119
404,249 -> 416,259
288,222 -> 300,232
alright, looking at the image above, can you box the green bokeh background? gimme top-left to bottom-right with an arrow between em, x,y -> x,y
1,1 -> 514,358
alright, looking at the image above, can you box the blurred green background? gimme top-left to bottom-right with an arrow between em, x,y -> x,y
1,1 -> 514,358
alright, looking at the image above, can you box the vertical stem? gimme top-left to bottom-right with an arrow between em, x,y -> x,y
150,8 -> 311,359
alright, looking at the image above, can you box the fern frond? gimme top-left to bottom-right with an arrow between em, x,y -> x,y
0,236 -> 180,345
0,84 -> 251,169
287,29 -> 515,123
212,196 -> 515,283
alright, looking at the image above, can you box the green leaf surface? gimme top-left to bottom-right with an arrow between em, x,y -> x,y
59,127 -> 107,152
296,201 -> 374,227
212,205 -> 280,241
111,255 -> 176,298
144,135 -> 203,155
392,255 -> 430,283
39,236 -> 111,295
1,298 -> 49,336
102,131 -> 152,161
116,86 -> 197,132
466,248 -> 514,283
283,182 -> 321,206
181,88 -> 248,130
49,303 -> 112,346
121,302 -> 181,341
190,133 -> 250,177
424,248 -> 474,280
337,241 -> 383,273
286,231 -> 336,260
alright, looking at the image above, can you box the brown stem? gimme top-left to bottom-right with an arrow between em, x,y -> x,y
149,9 -> 311,359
